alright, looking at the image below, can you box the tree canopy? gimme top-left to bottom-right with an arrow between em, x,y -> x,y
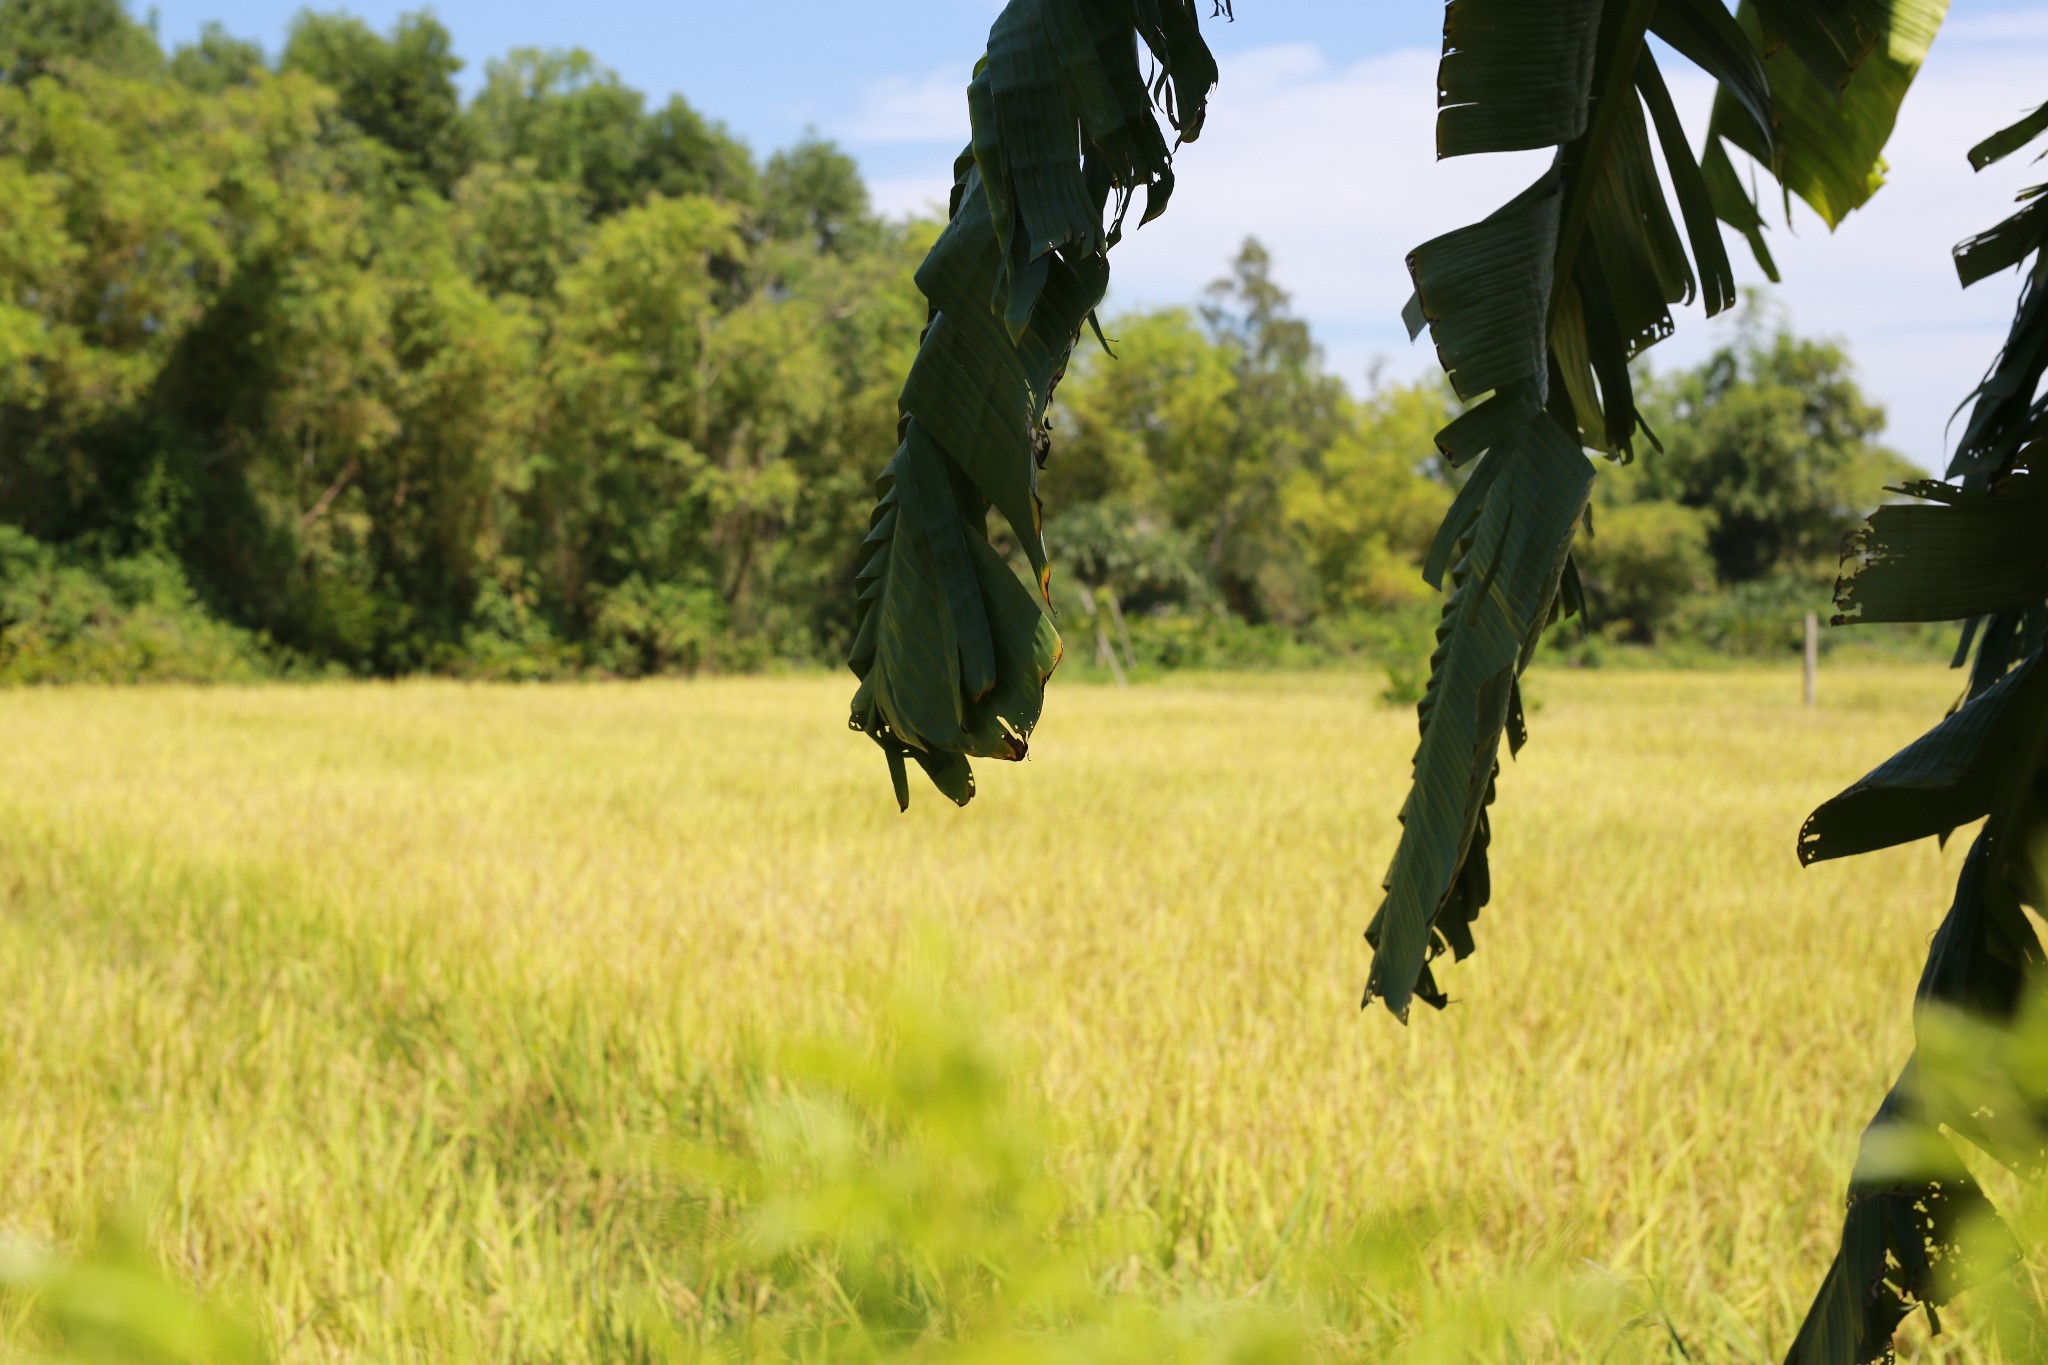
0,0 -> 1893,687
0,0 -> 926,679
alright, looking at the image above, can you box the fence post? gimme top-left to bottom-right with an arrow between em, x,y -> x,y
1091,587 -> 1129,689
1803,611 -> 1819,707
1101,579 -> 1138,675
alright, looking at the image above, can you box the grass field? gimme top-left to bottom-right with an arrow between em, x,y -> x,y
0,667 -> 2028,1362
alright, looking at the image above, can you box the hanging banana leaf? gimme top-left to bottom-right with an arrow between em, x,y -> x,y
1791,776 -> 2048,1362
1832,475 -> 2048,627
1785,1056 -> 2007,1365
1798,649 -> 2048,864
1697,0 -> 1947,277
1795,90 -> 2048,1365
1971,101 -> 2048,171
848,0 -> 1224,808
1370,0 -> 1938,1017
1366,420 -> 1592,1018
1797,670 -> 2048,1365
1947,105 -> 2048,482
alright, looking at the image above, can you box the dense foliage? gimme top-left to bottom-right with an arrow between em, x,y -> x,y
0,0 -> 1904,686
0,0 -> 929,680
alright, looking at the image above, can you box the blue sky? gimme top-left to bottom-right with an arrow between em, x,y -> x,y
140,0 -> 2048,468
140,4 -> 1444,148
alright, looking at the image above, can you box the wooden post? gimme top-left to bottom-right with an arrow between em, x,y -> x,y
1101,579 -> 1138,674
1091,587 -> 1128,689
1803,611 -> 1819,707
1095,624 -> 1129,688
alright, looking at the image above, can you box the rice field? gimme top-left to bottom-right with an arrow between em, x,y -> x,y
0,667 -> 2026,1362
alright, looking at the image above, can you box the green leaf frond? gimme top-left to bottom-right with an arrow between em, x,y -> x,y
847,1 -> 1222,808
1832,475 -> 2048,629
1787,827 -> 2048,1363
1373,0 -> 1938,1019
1365,419 -> 1592,1020
1796,90 -> 2048,1362
1949,105 -> 2048,484
1705,0 -> 1947,256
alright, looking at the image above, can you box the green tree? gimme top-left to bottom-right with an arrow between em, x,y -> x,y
449,157 -> 589,301
753,219 -> 934,657
0,39 -> 552,671
1186,240 -> 1348,623
0,62 -> 241,545
1283,379 -> 1454,616
280,10 -> 468,193
166,21 -> 263,93
637,94 -> 757,209
1050,264 -> 1450,625
0,1 -> 938,678
1637,304 -> 1913,583
467,48 -> 647,217
532,194 -> 749,638
762,135 -> 873,256
1574,499 -> 1715,643
0,0 -> 158,83
1051,308 -> 1238,514
468,51 -> 762,223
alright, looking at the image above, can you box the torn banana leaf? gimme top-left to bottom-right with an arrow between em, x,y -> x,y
1434,0 -> 1602,159
1950,103 -> 2048,482
848,0 -> 1221,807
1798,648 -> 2048,864
1365,419 -> 1593,1020
1785,1065 -> 2006,1365
1971,100 -> 2048,172
1790,828 -> 2043,1364
1835,475 -> 2048,625
1705,0 -> 1948,261
1378,0 -> 1901,1016
1954,190 -> 2048,290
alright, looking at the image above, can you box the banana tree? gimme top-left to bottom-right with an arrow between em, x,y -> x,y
1780,99 -> 2048,1363
844,2 -> 2042,1360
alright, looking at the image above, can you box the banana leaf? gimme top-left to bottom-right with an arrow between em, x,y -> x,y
1835,475 -> 2048,625
848,0 -> 1222,807
1374,0 -> 1937,1017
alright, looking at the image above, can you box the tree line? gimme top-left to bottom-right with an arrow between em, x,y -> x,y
0,0 -> 1916,681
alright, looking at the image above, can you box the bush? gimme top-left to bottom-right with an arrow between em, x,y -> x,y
1042,500 -> 1215,615
0,528 -> 278,683
455,575 -> 580,681
1669,574 -> 1832,659
1101,606 -> 1434,674
1575,500 -> 1715,644
587,575 -> 744,678
666,949 -> 1626,1363
1118,611 -> 1322,671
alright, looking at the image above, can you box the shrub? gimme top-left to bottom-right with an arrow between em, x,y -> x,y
1669,573 -> 1832,658
587,575 -> 739,678
1575,500 -> 1715,644
0,528 -> 277,684
455,575 -> 580,681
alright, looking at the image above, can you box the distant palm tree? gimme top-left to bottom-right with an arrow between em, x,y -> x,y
843,6 -> 2047,1361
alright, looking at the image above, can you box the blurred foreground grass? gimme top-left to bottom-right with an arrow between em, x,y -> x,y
0,668 -> 2029,1361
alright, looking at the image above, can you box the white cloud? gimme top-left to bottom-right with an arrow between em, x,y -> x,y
1943,12 -> 2048,42
840,67 -> 971,145
858,28 -> 2048,470
868,172 -> 955,220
